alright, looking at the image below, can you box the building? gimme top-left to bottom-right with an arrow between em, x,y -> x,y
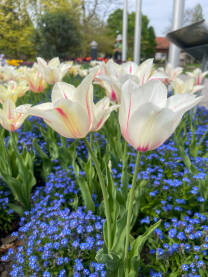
155,37 -> 170,61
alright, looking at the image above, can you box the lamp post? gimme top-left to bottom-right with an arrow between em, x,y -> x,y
168,0 -> 185,67
134,0 -> 142,64
90,41 -> 98,60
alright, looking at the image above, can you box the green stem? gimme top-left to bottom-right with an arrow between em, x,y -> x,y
89,133 -> 93,189
10,131 -> 17,150
121,141 -> 128,187
84,137 -> 112,249
124,152 -> 141,275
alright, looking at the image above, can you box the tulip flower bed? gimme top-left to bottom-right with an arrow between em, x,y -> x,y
0,58 -> 208,277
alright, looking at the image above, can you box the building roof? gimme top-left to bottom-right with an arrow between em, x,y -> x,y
156,37 -> 170,50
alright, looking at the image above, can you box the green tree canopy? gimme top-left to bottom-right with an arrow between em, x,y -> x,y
0,0 -> 35,59
107,9 -> 156,60
35,9 -> 82,59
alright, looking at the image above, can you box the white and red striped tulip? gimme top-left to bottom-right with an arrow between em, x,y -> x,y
158,63 -> 183,84
0,98 -> 31,132
171,77 -> 203,95
37,57 -> 71,85
96,59 -> 166,103
16,69 -> 118,138
187,68 -> 208,85
0,80 -> 29,104
23,65 -> 47,93
124,59 -> 166,86
95,59 -> 122,102
119,79 -> 202,152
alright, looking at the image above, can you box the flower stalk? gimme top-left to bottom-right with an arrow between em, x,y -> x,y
84,137 -> 112,249
124,151 -> 141,274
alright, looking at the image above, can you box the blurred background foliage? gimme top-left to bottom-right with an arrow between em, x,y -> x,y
107,9 -> 156,60
0,0 -> 156,60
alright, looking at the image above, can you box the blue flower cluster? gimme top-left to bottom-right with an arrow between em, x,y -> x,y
1,166 -> 105,277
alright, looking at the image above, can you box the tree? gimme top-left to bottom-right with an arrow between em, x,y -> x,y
184,4 -> 203,25
27,0 -> 81,25
79,15 -> 114,57
80,0 -> 122,25
191,4 -> 203,23
0,0 -> 35,59
107,9 -> 156,59
35,10 -> 82,59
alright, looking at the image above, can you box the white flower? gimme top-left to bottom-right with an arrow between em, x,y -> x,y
119,79 -> 202,151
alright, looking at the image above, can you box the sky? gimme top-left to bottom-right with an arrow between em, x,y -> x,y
124,0 -> 208,36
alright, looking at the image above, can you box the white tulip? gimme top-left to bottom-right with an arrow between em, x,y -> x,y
119,79 -> 203,151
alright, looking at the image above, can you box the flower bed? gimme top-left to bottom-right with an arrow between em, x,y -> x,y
0,58 -> 208,276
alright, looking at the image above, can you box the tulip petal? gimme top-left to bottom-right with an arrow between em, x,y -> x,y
53,99 -> 91,138
119,80 -> 139,134
75,68 -> 98,123
167,94 -> 203,114
92,97 -> 118,131
135,80 -> 167,109
37,57 -> 47,66
149,71 -> 167,81
28,101 -> 90,138
127,103 -> 180,151
76,67 -> 98,104
120,80 -> 167,124
52,82 -> 76,102
5,98 -> 15,120
137,58 -> 153,85
15,104 -> 32,114
122,62 -> 138,75
48,57 -> 60,67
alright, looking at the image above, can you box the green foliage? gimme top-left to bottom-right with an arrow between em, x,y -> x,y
81,20 -> 114,57
191,4 -> 203,23
0,131 -> 36,214
0,0 -> 35,59
107,9 -> 156,59
35,9 -> 82,59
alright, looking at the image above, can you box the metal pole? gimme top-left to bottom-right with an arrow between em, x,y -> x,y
202,54 -> 208,72
122,0 -> 128,62
168,0 -> 185,67
134,0 -> 142,64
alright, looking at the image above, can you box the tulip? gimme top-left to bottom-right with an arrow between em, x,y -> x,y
91,96 -> 118,131
0,80 -> 29,104
187,68 -> 208,85
0,98 -> 31,131
0,66 -> 21,82
23,65 -> 47,93
119,80 -> 203,152
96,59 -> 166,103
36,57 -> 71,85
158,63 -> 183,84
122,59 -> 166,85
171,77 -> 203,95
95,59 -> 122,102
16,69 -> 118,138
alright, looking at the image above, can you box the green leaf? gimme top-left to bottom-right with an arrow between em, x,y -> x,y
111,211 -> 127,256
33,138 -> 49,160
78,178 -> 95,212
169,272 -> 178,277
96,246 -> 121,275
8,203 -> 24,216
128,220 -> 161,276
